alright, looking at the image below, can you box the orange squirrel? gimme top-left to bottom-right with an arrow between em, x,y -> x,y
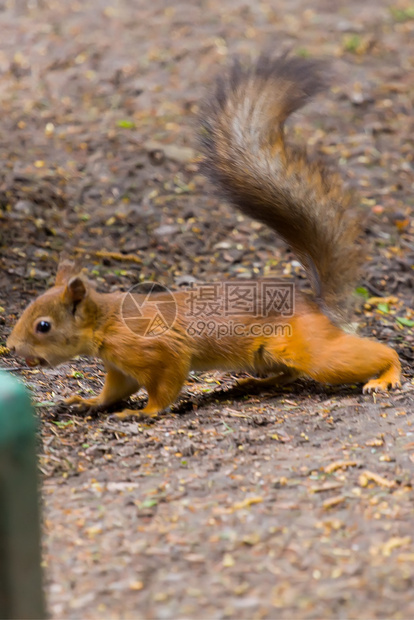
7,53 -> 401,418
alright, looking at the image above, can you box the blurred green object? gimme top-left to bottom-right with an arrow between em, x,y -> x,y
0,371 -> 46,619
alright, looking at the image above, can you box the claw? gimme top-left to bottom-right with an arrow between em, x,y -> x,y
362,378 -> 401,394
64,394 -> 100,410
114,408 -> 160,420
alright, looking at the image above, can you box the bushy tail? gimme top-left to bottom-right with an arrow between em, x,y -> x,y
199,53 -> 363,316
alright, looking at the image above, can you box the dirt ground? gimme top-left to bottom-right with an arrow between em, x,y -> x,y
1,0 -> 414,618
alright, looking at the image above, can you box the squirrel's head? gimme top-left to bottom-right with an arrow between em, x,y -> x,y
7,260 -> 98,368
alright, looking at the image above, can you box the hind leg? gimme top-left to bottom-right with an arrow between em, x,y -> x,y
362,364 -> 401,393
307,333 -> 401,392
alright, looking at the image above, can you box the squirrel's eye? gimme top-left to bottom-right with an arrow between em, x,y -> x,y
36,320 -> 51,334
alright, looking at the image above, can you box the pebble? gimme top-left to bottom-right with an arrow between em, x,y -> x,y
13,199 -> 36,216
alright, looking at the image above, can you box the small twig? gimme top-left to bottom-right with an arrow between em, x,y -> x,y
74,247 -> 143,264
222,407 -> 251,419
0,365 -> 33,372
362,280 -> 384,297
399,239 -> 414,252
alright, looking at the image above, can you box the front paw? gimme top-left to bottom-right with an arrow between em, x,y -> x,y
64,394 -> 101,410
113,407 -> 161,420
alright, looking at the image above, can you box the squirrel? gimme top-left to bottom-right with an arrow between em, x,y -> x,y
6,53 -> 401,419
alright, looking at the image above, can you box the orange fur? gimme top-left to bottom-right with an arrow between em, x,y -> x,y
7,276 -> 401,418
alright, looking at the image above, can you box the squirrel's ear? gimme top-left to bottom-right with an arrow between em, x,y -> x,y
62,276 -> 87,306
55,259 -> 81,286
